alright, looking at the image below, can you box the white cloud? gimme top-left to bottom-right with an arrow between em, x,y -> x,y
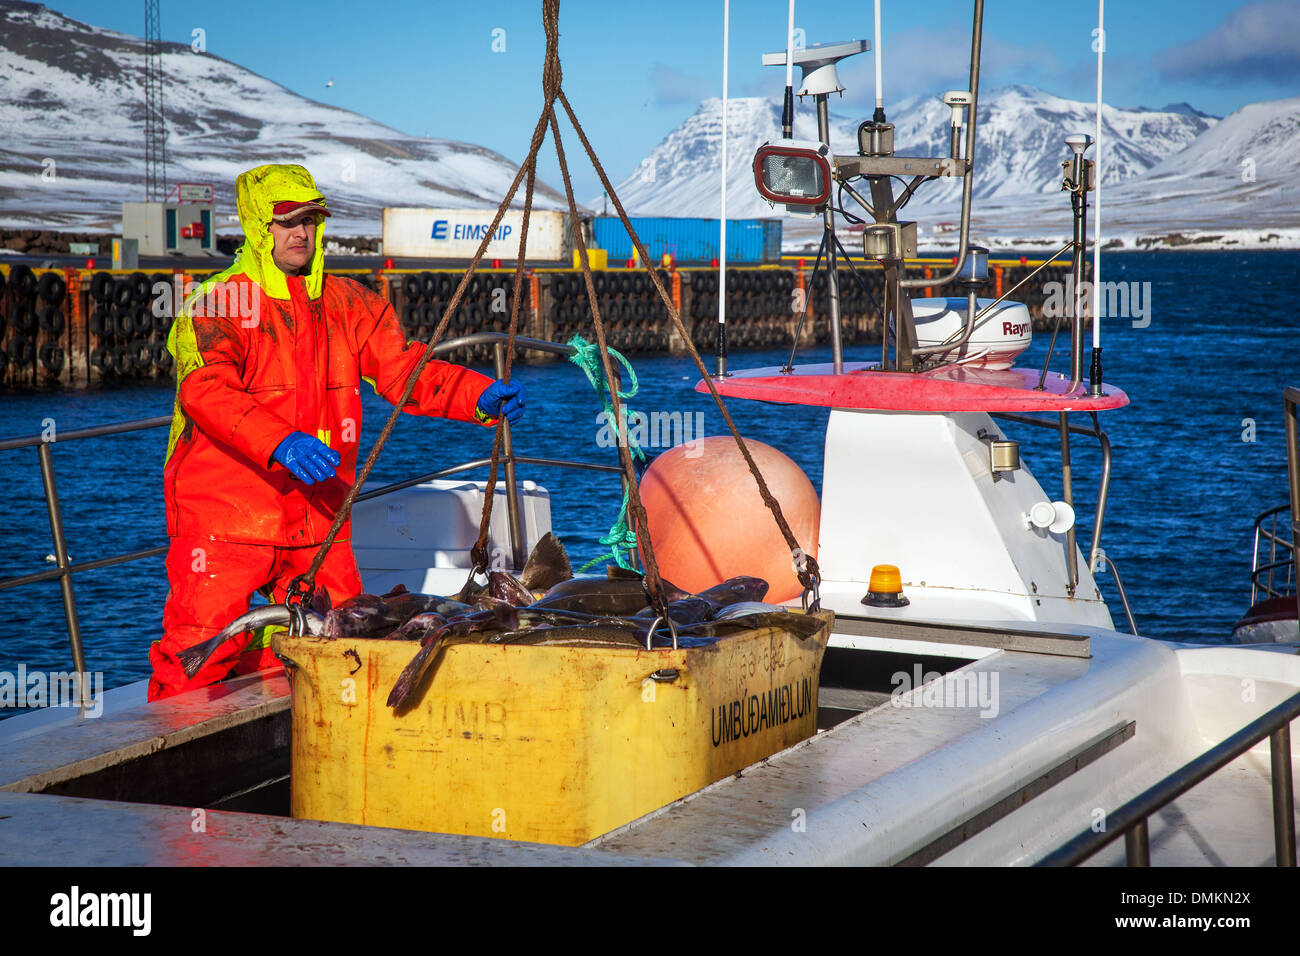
651,62 -> 710,105
1158,1 -> 1300,84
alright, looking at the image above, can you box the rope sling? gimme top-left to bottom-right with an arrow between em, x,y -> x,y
567,334 -> 643,572
285,0 -> 821,620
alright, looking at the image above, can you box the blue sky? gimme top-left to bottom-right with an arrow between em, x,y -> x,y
56,1 -> 1300,201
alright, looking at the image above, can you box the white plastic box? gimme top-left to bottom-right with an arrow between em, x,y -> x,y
351,479 -> 551,595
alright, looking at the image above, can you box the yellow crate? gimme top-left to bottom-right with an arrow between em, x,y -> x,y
274,609 -> 832,846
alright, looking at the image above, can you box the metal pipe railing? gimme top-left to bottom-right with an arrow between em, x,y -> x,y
355,456 -> 625,504
1284,387 -> 1300,624
1037,689 -> 1300,867
0,415 -> 172,452
992,411 -> 1113,583
1095,549 -> 1138,635
1249,502 -> 1294,603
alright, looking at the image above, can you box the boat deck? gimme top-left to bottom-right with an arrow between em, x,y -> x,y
1,628 -> 1295,866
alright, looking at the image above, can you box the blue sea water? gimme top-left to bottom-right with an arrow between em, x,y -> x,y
1,250 -> 1296,703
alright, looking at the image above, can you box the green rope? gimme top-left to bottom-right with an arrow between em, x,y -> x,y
567,334 -> 645,464
567,334 -> 644,570
576,487 -> 639,573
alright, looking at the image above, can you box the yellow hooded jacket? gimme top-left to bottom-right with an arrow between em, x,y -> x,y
163,164 -> 494,546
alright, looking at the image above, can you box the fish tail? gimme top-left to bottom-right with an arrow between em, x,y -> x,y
178,633 -> 239,679
178,605 -> 292,679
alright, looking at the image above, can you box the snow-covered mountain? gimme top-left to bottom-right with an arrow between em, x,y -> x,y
605,86 -> 1217,219
0,1 -> 566,235
1103,96 -> 1300,230
895,95 -> 1300,251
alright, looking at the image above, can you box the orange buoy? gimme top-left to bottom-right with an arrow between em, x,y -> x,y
637,436 -> 820,603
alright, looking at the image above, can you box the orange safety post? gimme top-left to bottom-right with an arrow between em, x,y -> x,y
923,265 -> 932,298
65,268 -> 82,385
994,265 -> 1004,298
65,268 -> 82,323
671,268 -> 681,313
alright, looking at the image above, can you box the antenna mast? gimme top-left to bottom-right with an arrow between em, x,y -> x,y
1089,0 -> 1105,396
143,0 -> 167,201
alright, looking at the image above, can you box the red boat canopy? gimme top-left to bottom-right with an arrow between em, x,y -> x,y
695,363 -> 1129,413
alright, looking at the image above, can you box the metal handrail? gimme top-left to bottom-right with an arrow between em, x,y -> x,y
1041,386 -> 1300,867
992,411 -> 1113,581
1037,689 -> 1299,867
0,415 -> 173,453
0,333 -> 634,677
1093,549 -> 1137,635
1287,388 -> 1300,611
1250,504 -> 1295,603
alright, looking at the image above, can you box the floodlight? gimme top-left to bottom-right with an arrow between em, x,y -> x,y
753,140 -> 833,207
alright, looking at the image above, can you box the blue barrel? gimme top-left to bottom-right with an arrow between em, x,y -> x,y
591,218 -> 782,264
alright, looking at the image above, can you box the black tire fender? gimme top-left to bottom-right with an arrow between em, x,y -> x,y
10,334 -> 36,366
10,301 -> 36,335
38,342 -> 66,375
10,264 -> 36,298
90,271 -> 114,302
38,271 -> 67,304
39,307 -> 65,336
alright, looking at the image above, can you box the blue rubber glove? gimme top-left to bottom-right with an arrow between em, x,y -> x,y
272,432 -> 340,485
476,379 -> 526,426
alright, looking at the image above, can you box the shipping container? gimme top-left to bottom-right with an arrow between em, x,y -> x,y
590,217 -> 782,264
382,208 -> 576,261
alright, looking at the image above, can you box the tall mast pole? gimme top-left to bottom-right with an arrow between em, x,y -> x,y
143,0 -> 167,201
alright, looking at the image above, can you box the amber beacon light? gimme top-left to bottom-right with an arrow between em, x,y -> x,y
862,564 -> 910,608
752,140 -> 833,207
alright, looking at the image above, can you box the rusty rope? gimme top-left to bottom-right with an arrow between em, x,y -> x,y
288,0 -> 817,611
467,155 -> 537,576
545,105 -> 673,611
556,89 -> 821,598
285,10 -> 561,605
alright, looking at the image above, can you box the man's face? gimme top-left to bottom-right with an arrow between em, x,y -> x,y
269,212 -> 319,275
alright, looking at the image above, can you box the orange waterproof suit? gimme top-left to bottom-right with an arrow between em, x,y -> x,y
149,164 -> 494,700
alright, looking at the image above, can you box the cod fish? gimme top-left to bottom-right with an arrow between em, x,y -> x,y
178,604 -> 325,679
455,533 -> 575,605
520,532 -> 572,593
322,585 -> 471,638
386,604 -> 518,709
694,576 -> 770,612
531,577 -> 690,616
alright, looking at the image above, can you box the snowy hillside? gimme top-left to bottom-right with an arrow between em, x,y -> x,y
0,1 -> 567,236
895,96 -> 1300,252
605,87 -> 1216,219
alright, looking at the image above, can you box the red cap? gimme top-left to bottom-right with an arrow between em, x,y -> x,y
271,199 -> 330,222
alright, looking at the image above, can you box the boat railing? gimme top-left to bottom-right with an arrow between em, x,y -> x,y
1036,385 -> 1300,867
1036,688 -> 1298,867
1283,387 -> 1300,606
0,332 -> 628,677
1249,504 -> 1294,604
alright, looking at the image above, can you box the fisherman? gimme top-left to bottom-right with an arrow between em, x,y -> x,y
148,163 -> 524,701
